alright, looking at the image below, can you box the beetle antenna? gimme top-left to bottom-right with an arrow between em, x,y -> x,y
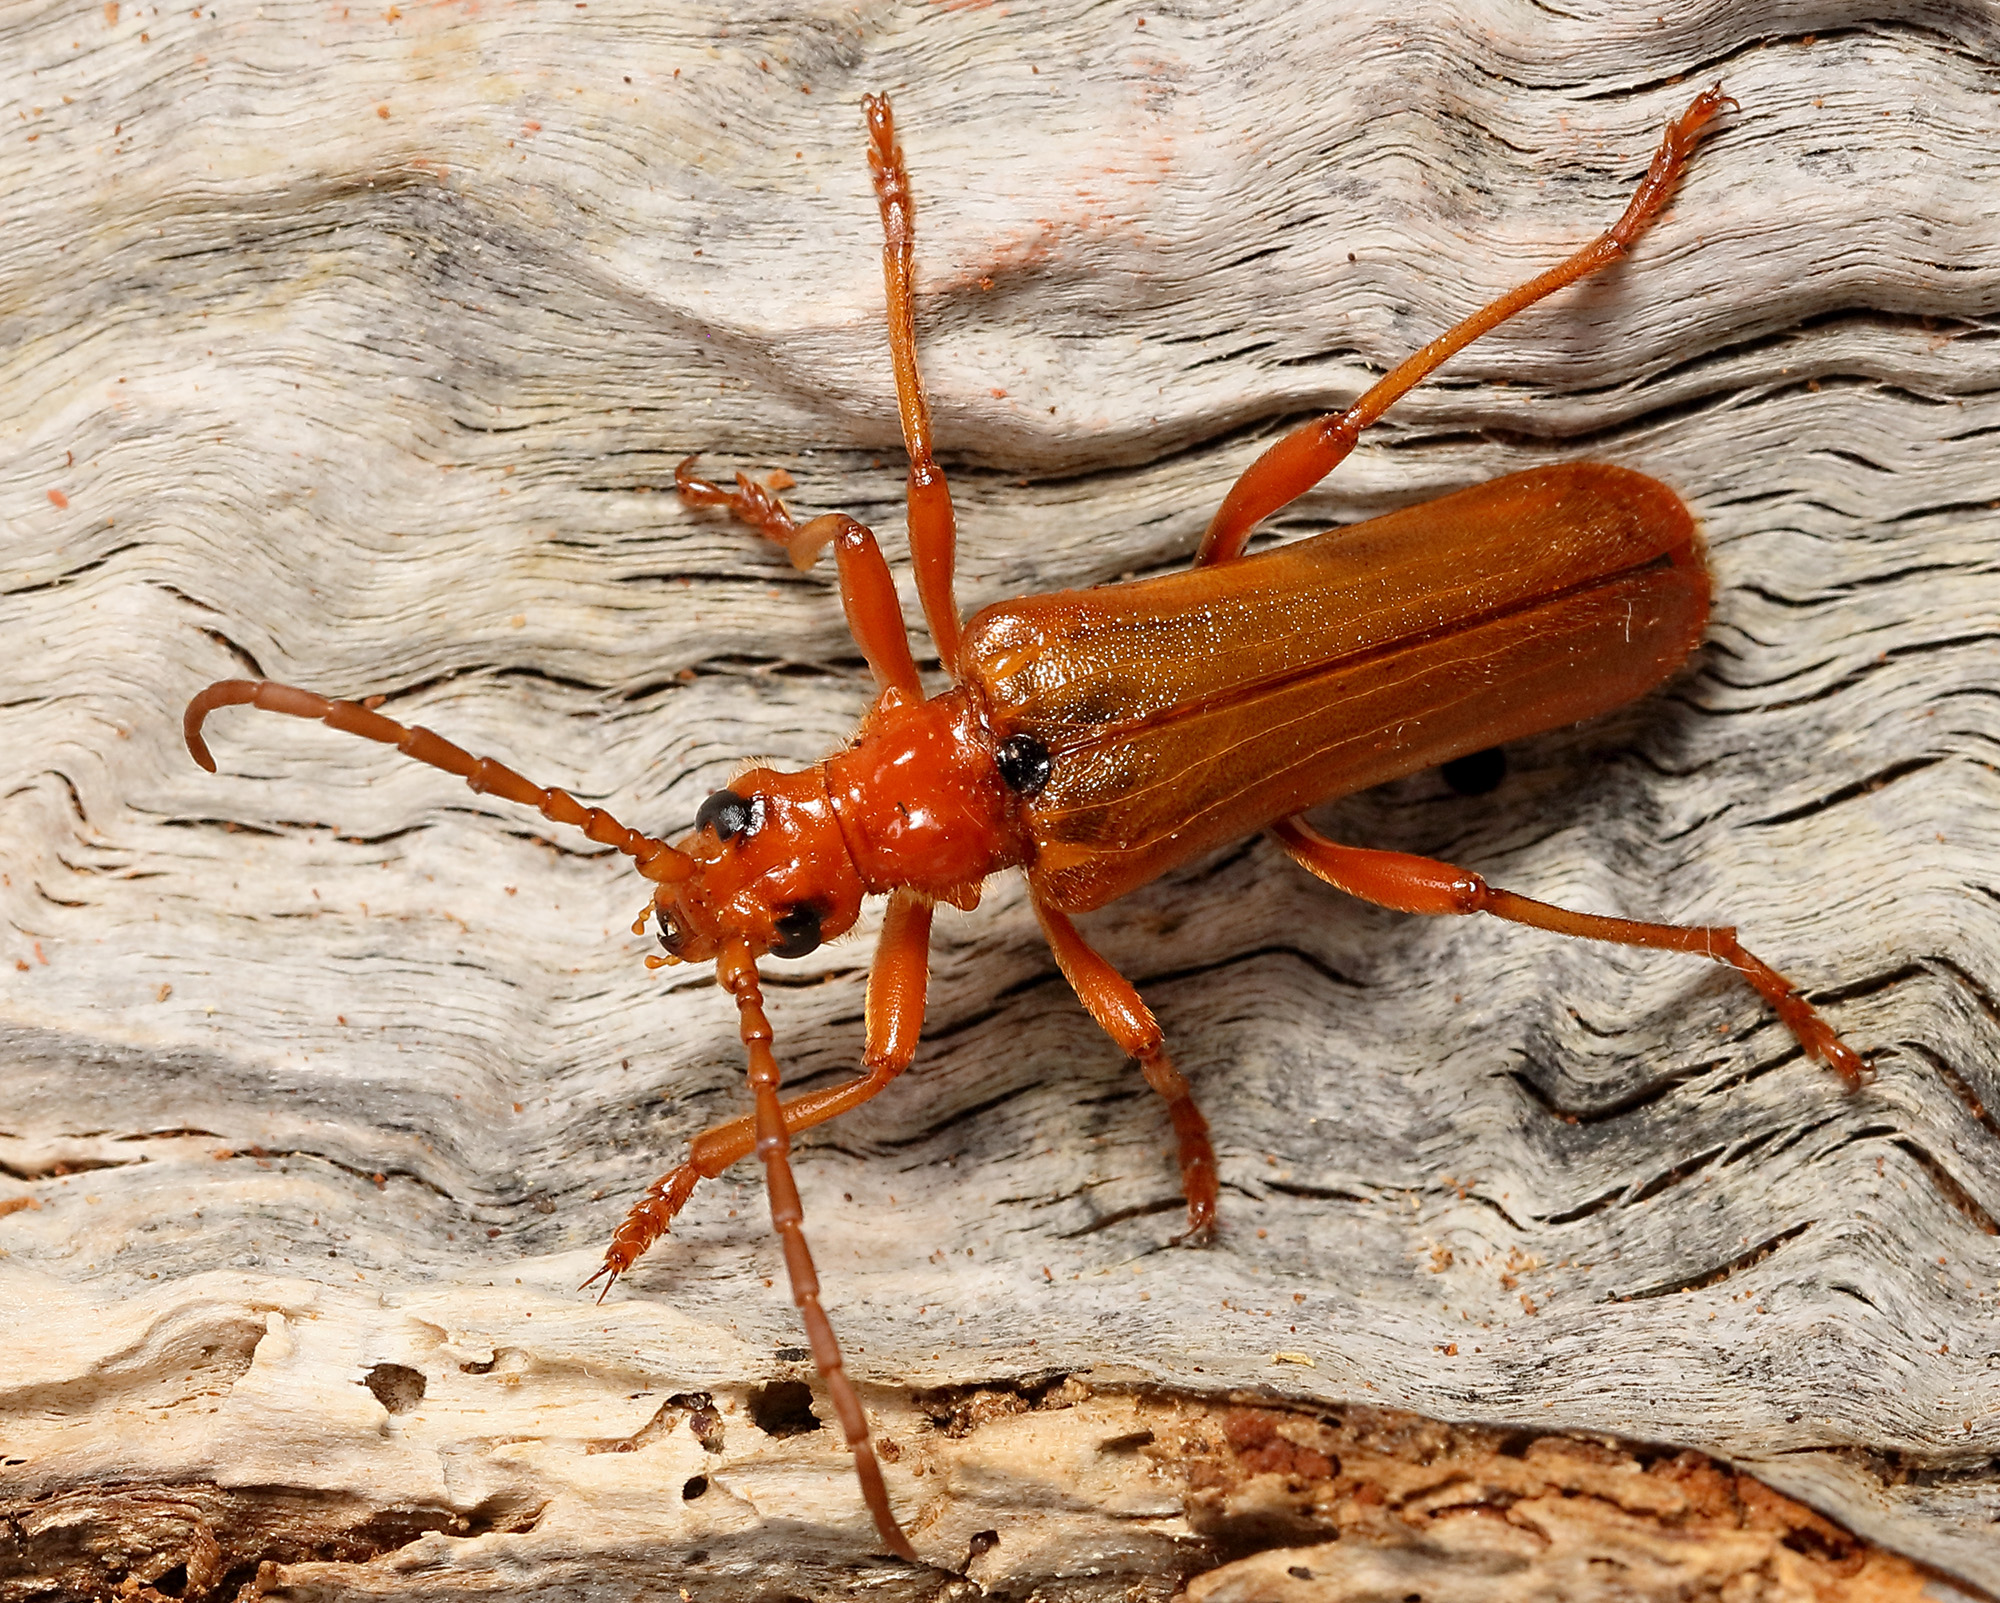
185,678 -> 693,883
717,939 -> 917,1559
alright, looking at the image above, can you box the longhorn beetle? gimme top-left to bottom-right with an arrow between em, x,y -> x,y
186,86 -> 1863,1558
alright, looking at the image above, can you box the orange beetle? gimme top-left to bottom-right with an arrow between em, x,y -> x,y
185,85 -> 1862,1559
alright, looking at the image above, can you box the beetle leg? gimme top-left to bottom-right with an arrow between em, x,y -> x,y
592,894 -> 934,1288
675,454 -> 840,570
1197,85 -> 1735,568
674,460 -> 921,695
1271,816 -> 1866,1088
826,517 -> 924,697
1035,900 -> 1219,1241
864,93 -> 962,669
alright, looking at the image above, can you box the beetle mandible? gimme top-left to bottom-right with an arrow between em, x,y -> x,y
184,86 -> 1864,1559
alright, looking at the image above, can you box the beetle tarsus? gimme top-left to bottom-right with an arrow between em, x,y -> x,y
675,453 -> 836,570
1609,82 -> 1736,254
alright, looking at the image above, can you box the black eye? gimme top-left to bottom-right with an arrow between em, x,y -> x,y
995,733 -> 1051,796
770,904 -> 822,959
655,905 -> 688,955
695,788 -> 758,840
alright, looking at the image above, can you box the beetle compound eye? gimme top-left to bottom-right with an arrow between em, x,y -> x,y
695,788 -> 758,840
655,905 -> 689,955
770,904 -> 823,959
995,733 -> 1052,796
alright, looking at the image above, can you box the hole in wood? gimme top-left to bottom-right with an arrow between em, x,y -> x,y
362,1363 -> 426,1414
747,1379 -> 821,1437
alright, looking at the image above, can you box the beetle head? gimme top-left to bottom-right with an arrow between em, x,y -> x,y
646,766 -> 865,967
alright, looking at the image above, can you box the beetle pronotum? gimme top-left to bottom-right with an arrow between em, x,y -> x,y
185,85 -> 1862,1558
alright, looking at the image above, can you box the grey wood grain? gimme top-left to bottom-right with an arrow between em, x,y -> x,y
3,0 -> 1997,1594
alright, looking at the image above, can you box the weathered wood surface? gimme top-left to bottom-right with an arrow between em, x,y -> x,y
4,0 -> 1999,1596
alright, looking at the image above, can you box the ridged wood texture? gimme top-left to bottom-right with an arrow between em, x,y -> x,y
3,1 -> 1998,1596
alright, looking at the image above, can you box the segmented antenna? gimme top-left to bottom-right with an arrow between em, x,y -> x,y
185,679 -> 692,883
